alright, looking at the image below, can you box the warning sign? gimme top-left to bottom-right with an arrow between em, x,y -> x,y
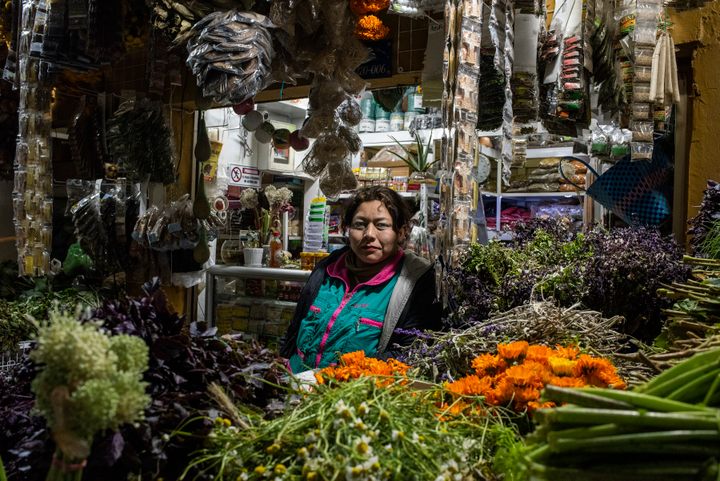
227,164 -> 261,188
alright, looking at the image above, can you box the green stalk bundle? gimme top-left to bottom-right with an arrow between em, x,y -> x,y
497,349 -> 720,481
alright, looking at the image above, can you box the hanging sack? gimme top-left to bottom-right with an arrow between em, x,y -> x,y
558,154 -> 670,226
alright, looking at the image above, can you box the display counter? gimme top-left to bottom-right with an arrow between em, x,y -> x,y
205,265 -> 311,348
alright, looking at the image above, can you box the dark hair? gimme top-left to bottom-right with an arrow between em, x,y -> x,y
342,186 -> 411,232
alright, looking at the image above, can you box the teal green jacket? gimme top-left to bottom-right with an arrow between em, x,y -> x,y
288,251 -> 404,373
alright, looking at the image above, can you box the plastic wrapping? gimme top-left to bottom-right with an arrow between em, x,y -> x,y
186,10 -> 275,104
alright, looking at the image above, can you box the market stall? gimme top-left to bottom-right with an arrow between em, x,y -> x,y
1,0 -> 719,479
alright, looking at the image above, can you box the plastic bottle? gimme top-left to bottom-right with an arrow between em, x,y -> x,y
269,232 -> 282,268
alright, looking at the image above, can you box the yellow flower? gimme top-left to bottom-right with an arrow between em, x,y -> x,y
306,472 -> 318,480
266,443 -> 281,454
548,356 -> 577,376
254,465 -> 267,475
274,464 -> 287,474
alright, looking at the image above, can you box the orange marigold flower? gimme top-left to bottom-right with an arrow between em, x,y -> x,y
471,353 -> 507,377
492,376 -> 515,406
349,0 -> 390,16
354,15 -> 390,41
340,351 -> 366,366
513,386 -> 542,405
444,375 -> 493,397
504,364 -> 544,389
548,356 -> 577,377
573,355 -> 626,389
548,376 -> 586,388
526,345 -> 553,365
527,400 -> 556,412
553,345 -> 580,360
497,341 -> 529,362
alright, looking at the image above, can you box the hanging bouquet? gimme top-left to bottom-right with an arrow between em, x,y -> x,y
350,0 -> 391,41
442,341 -> 626,414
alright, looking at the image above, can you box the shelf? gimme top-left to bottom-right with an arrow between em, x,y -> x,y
265,169 -> 314,181
288,235 -> 302,241
256,99 -> 308,119
208,265 -> 311,282
524,146 -> 575,159
487,230 -> 515,241
482,192 -> 585,198
336,191 -> 419,200
216,295 -> 299,309
50,129 -> 69,140
359,128 -> 445,147
328,233 -> 345,238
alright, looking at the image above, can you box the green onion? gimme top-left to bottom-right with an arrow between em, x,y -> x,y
537,407 -> 719,430
643,360 -> 720,396
637,350 -> 720,395
667,370 -> 720,402
542,385 -> 634,409
550,430 -> 720,453
580,387 -> 714,412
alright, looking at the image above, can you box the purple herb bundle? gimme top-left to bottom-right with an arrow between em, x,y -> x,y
0,280 -> 286,481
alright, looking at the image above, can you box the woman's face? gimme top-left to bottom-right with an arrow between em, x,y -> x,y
348,200 -> 405,265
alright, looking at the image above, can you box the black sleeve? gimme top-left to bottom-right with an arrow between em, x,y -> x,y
381,267 -> 443,355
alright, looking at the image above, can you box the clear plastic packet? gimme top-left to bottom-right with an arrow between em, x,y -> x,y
65,179 -> 96,216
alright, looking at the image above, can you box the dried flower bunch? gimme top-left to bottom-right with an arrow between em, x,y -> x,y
315,351 -> 410,385
263,185 -> 293,211
442,341 -> 626,414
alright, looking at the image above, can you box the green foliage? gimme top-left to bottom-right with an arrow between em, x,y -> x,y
185,377 -> 519,481
388,131 -> 436,173
30,310 -> 149,449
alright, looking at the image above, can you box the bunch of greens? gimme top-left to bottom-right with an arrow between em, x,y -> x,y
30,310 -> 150,481
447,222 -> 688,341
445,224 -> 591,326
184,377 -> 518,481
1,281 -> 285,481
0,288 -> 99,352
81,280 -> 286,481
508,350 -> 720,481
581,227 -> 690,340
688,180 -> 720,256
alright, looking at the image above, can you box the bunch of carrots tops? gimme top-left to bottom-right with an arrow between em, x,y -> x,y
315,341 -> 626,415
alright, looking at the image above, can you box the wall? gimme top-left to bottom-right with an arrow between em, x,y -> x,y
672,3 -> 720,221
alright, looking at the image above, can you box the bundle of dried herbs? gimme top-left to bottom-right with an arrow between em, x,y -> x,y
399,301 -> 654,387
106,98 -> 176,184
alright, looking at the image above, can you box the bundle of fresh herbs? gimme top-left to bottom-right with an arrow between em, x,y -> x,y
184,376 -> 519,481
30,310 -> 150,481
0,281 -> 286,481
400,301 -> 653,386
688,180 -> 720,257
0,288 -> 99,352
446,222 -> 689,341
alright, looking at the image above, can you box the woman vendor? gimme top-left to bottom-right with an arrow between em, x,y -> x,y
281,186 -> 442,373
